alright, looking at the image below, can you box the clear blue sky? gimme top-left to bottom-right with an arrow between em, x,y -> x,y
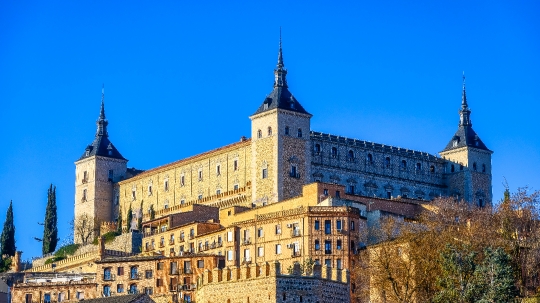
1,1 -> 539,260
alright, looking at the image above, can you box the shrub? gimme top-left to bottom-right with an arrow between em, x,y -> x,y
54,243 -> 80,258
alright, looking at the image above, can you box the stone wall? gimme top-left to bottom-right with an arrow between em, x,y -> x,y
196,261 -> 350,303
11,281 -> 97,303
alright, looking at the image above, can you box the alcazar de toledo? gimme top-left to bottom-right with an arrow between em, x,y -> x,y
6,39 -> 491,303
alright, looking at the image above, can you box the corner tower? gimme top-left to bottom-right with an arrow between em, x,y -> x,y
74,89 -> 128,243
440,75 -> 493,206
250,35 -> 312,203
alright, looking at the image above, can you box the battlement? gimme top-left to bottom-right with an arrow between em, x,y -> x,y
196,261 -> 350,303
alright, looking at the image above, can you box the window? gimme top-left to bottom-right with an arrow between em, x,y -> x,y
460,164 -> 464,171
198,170 -> 203,181
331,147 -> 337,158
276,244 -> 282,254
130,266 -> 138,279
336,220 -> 342,230
216,165 -> 221,175
157,262 -> 164,270
325,259 -> 331,267
164,200 -> 169,209
323,189 -> 328,196
285,126 -> 289,135
76,292 -> 84,300
482,164 -> 486,173
257,227 -> 264,238
180,175 -> 185,186
128,284 -> 137,294
336,190 -> 340,198
290,165 -> 298,178
108,169 -> 113,181
103,267 -> 113,280
244,249 -> 251,262
145,270 -> 152,279
258,246 -> 264,257
430,165 -> 435,173
148,183 -> 153,196
314,240 -> 320,250
117,284 -> 124,293
83,171 -> 88,183
351,220 -> 355,231
416,163 -> 421,171
337,240 -> 342,250
227,231 -> 233,242
233,160 -> 238,171
103,285 -> 111,297
227,250 -> 233,261
473,162 -> 477,171
198,260 -> 204,268
367,153 -> 373,164
348,185 -> 355,194
257,129 -> 262,138
348,150 -> 354,160
314,144 -> 321,154
82,189 -> 87,201
262,168 -> 268,179
297,128 -> 302,138
145,287 -> 153,295
387,191 -> 392,199
268,127 -> 272,136
451,164 -> 455,173
118,267 -> 124,276
324,220 -> 331,234
198,194 -> 203,200
275,225 -> 281,234
337,258 -> 342,269
401,160 -> 407,169
314,220 -> 320,230
58,292 -> 65,302
385,157 -> 391,168
164,179 -> 169,191
132,188 -> 136,200
190,228 -> 195,238
233,184 -> 239,190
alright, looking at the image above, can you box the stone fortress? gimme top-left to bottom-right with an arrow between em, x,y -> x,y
10,37 -> 492,303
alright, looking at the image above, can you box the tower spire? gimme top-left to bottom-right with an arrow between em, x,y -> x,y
96,85 -> 109,137
459,72 -> 472,126
274,27 -> 288,88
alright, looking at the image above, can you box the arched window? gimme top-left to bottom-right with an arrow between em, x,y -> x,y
451,164 -> 455,173
285,126 -> 289,135
348,150 -> 354,160
482,164 -> 486,173
103,285 -> 111,297
367,154 -> 373,164
314,144 -> 321,154
331,147 -> 338,158
267,127 -> 272,136
257,130 -> 262,139
473,162 -> 477,171
128,284 -> 137,294
385,157 -> 391,168
401,160 -> 407,169
430,165 -> 435,173
297,128 -> 302,138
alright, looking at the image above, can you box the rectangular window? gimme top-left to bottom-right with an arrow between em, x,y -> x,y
257,228 -> 264,238
262,168 -> 268,179
227,250 -> 233,261
117,284 -> 124,293
275,225 -> 281,234
314,220 -> 320,230
82,189 -> 87,201
117,267 -> 124,275
227,231 -> 233,242
325,259 -> 331,267
336,220 -> 342,230
336,190 -> 340,198
324,220 -> 331,234
157,262 -> 164,270
351,220 -> 355,231
325,240 -> 332,254
164,180 -> 169,191
198,260 -> 204,268
233,160 -> 238,171
258,246 -> 264,257
145,287 -> 153,295
323,189 -> 328,196
145,270 -> 152,279
216,189 -> 221,195
234,184 -> 239,190
181,175 -> 185,186
108,170 -> 113,181
198,194 -> 203,200
337,239 -> 342,250
337,259 -> 342,269
275,244 -> 282,254
198,170 -> 203,181
216,165 -> 221,175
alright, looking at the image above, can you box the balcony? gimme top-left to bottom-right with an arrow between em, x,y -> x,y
242,257 -> 252,264
102,273 -> 115,281
184,268 -> 193,274
179,237 -> 185,243
291,230 -> 301,237
169,285 -> 177,292
170,268 -> 179,275
242,238 -> 251,245
159,242 -> 165,248
169,239 -> 175,245
291,250 -> 302,258
188,234 -> 195,240
181,284 -> 196,291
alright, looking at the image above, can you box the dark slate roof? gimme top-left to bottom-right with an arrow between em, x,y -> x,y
80,294 -> 153,303
252,86 -> 310,116
441,125 -> 491,152
79,136 -> 126,161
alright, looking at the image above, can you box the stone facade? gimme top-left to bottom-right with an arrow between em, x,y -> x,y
196,261 -> 350,303
11,273 -> 97,303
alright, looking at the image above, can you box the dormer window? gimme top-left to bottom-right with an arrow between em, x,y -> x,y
263,103 -> 269,110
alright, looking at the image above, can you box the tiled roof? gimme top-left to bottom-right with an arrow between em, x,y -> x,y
80,294 -> 153,303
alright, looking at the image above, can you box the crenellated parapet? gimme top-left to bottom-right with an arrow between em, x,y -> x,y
196,261 -> 350,303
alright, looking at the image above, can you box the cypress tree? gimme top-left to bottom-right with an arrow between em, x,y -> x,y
42,184 -> 58,254
126,204 -> 133,232
137,201 -> 143,231
116,209 -> 123,234
0,201 -> 16,256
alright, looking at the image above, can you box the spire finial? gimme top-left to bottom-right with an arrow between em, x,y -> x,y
459,72 -> 472,126
277,27 -> 284,68
461,72 -> 468,108
96,84 -> 108,137
273,28 -> 288,88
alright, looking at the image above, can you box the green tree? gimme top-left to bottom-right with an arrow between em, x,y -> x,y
126,204 -> 133,232
475,247 -> 517,303
149,204 -> 155,220
116,209 -> 123,234
137,201 -> 143,231
0,201 -> 16,256
41,184 -> 58,254
434,244 -> 478,303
